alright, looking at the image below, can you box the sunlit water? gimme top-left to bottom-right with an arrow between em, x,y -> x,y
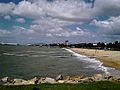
0,46 -> 120,79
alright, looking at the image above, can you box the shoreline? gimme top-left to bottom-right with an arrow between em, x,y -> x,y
71,48 -> 120,71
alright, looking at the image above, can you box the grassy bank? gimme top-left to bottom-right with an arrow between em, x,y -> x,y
0,81 -> 120,90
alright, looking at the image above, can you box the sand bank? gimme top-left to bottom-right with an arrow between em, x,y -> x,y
71,48 -> 120,70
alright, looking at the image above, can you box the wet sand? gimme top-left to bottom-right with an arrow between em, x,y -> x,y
71,48 -> 120,70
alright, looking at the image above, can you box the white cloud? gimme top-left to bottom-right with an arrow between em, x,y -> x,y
91,16 -> 120,35
15,18 -> 25,23
0,2 -> 15,14
0,29 -> 11,36
93,0 -> 120,16
13,1 -> 44,19
13,0 -> 93,21
12,26 -> 35,35
1,0 -> 120,43
4,15 -> 11,20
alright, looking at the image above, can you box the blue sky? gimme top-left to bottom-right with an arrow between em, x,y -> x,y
0,0 -> 120,44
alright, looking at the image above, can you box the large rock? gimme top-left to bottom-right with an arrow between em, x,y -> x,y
14,79 -> 24,83
44,77 -> 56,84
65,80 -> 77,84
70,75 -> 84,82
27,77 -> 38,84
38,77 -> 46,84
106,76 -> 114,81
1,77 -> 8,83
94,74 -> 105,81
57,80 -> 65,83
56,74 -> 63,81
13,79 -> 28,85
80,77 -> 94,82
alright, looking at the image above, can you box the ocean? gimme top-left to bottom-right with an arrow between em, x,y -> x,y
0,45 -> 120,79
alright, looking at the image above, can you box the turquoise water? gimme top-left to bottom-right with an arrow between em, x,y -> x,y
0,45 -> 115,79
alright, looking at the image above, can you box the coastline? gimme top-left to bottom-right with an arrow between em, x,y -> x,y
71,48 -> 120,71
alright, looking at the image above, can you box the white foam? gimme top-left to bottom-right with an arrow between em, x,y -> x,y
3,53 -> 14,56
63,48 -> 111,75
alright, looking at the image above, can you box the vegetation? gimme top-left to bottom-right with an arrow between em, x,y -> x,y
1,41 -> 120,51
0,81 -> 120,90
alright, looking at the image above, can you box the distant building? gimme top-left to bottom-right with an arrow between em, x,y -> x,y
65,40 -> 69,47
93,43 -> 97,46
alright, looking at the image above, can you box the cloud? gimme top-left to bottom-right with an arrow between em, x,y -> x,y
15,18 -> 25,23
13,1 -> 44,19
91,16 -> 120,35
0,29 -> 11,37
93,0 -> 120,16
12,26 -> 35,35
0,2 -> 15,15
4,15 -> 11,20
1,0 -> 120,43
13,0 -> 93,21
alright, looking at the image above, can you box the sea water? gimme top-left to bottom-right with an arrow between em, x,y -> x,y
0,45 -> 120,79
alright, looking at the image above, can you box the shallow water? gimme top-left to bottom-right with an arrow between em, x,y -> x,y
0,46 -> 120,79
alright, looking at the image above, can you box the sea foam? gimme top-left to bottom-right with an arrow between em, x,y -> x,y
63,48 -> 111,75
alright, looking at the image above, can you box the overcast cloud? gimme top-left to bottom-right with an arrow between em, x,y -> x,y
0,0 -> 120,43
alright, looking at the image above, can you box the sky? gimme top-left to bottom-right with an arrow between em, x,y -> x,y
0,0 -> 120,44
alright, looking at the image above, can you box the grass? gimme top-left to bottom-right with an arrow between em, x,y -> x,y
0,81 -> 120,90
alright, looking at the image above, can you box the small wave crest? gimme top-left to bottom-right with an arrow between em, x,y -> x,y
63,48 -> 111,75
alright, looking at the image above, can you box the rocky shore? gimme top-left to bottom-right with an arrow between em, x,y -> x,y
1,74 -> 120,85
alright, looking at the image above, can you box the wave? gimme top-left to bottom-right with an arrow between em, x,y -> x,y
63,48 -> 111,75
3,53 -> 15,56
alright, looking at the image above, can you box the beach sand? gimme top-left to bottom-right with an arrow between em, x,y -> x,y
71,48 -> 120,70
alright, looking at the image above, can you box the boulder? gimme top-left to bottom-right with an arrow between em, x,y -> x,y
57,80 -> 65,83
27,77 -> 38,84
56,74 -> 63,81
107,76 -> 114,81
1,77 -> 8,83
13,79 -> 28,85
94,74 -> 105,81
117,78 -> 120,81
44,77 -> 56,84
70,75 -> 84,82
38,77 -> 46,84
80,77 -> 94,82
14,79 -> 24,83
65,76 -> 70,81
14,80 -> 28,85
65,80 -> 76,84
3,82 -> 14,86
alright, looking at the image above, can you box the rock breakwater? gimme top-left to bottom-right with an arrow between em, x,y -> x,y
0,74 -> 120,85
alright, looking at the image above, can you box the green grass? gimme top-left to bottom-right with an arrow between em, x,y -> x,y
0,81 -> 120,90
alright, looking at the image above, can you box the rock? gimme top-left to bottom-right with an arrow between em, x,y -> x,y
65,80 -> 76,84
38,77 -> 46,84
7,79 -> 15,83
57,80 -> 65,83
44,77 -> 56,84
3,82 -> 14,85
107,76 -> 114,81
1,77 -> 8,83
80,77 -> 94,82
13,79 -> 28,85
14,81 -> 28,85
70,75 -> 84,82
14,79 -> 24,83
27,77 -> 38,84
117,78 -> 120,81
56,74 -> 63,81
65,76 -> 70,81
94,74 -> 105,81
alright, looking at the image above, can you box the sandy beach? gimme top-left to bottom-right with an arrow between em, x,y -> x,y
71,48 -> 120,71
